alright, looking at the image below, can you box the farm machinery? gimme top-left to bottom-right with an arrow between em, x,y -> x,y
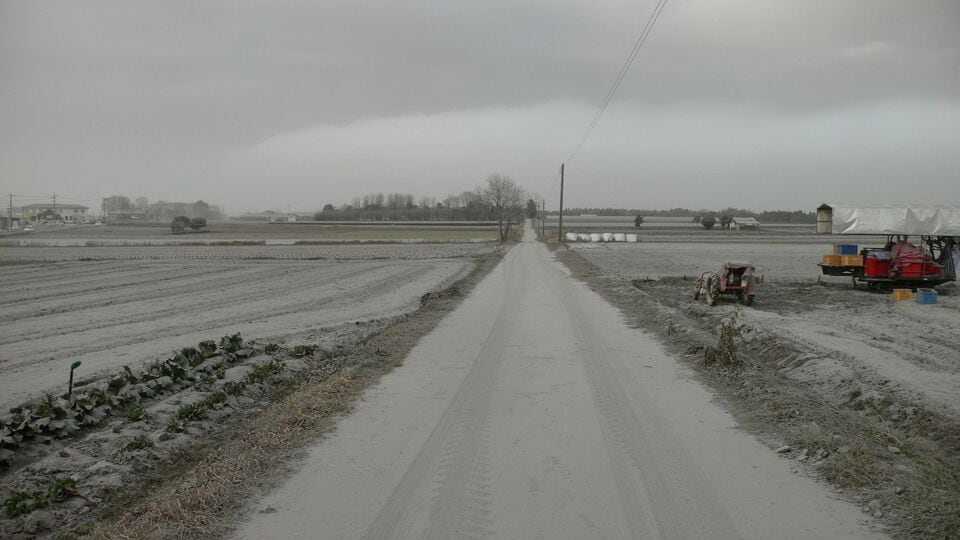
816,205 -> 959,291
694,261 -> 757,306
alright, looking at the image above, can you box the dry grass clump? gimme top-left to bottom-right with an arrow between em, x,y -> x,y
788,421 -> 831,451
900,484 -> 960,539
702,324 -> 739,368
820,443 -> 885,488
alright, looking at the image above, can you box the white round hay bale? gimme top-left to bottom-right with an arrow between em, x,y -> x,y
626,233 -> 639,243
601,233 -> 613,242
589,233 -> 602,243
578,233 -> 590,242
613,233 -> 626,242
565,232 -> 578,242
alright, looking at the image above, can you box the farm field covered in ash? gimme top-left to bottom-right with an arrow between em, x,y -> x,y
0,243 -> 493,410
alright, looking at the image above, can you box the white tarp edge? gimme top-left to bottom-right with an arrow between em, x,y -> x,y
830,205 -> 960,235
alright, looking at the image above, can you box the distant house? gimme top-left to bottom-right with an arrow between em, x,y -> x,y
21,204 -> 89,221
731,217 -> 760,230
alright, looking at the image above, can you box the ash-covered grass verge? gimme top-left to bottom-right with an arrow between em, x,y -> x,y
55,249 -> 503,539
551,246 -> 960,540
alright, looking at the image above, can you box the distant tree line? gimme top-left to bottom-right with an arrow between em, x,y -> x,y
103,195 -> 223,221
313,190 -> 492,222
558,207 -> 814,223
313,175 -> 528,241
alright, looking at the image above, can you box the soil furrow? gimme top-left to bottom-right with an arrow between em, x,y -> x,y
0,263 -> 433,366
0,262 -> 372,336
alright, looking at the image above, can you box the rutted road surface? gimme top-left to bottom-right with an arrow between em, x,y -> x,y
236,224 -> 878,539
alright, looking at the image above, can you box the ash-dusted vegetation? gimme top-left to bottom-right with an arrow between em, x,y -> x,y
0,333 -> 256,468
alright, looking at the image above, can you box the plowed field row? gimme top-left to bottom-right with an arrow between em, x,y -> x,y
0,243 -> 493,262
0,246 -> 489,410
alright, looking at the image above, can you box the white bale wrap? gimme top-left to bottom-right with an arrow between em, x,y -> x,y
613,233 -> 626,242
578,233 -> 590,242
626,234 -> 639,243
589,233 -> 602,243
565,232 -> 578,242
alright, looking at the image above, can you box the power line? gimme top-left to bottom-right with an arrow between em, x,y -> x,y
565,0 -> 668,165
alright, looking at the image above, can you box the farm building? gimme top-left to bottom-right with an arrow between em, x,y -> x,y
21,203 -> 89,221
731,217 -> 760,230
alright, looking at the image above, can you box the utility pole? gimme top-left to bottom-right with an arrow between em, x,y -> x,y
558,163 -> 565,242
51,193 -> 57,220
8,193 -> 13,230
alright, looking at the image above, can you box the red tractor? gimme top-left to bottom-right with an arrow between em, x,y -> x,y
694,261 -> 757,306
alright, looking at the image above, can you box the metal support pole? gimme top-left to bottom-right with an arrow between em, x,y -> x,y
68,361 -> 81,398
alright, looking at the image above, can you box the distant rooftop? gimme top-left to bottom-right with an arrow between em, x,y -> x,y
21,203 -> 89,210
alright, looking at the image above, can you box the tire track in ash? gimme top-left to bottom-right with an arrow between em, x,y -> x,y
1,262 -> 436,366
543,253 -> 739,539
361,256 -> 521,540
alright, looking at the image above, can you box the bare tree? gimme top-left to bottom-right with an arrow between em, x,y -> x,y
443,194 -> 461,209
479,173 -> 525,242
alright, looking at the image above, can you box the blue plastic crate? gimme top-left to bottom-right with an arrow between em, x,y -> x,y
836,244 -> 859,255
915,288 -> 939,305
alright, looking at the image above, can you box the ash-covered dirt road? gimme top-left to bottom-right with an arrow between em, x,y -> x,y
236,223 -> 879,539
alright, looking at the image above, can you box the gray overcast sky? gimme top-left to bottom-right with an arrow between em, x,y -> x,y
2,0 -> 958,213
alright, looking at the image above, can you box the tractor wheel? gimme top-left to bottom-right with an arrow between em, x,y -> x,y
742,294 -> 755,306
706,276 -> 720,306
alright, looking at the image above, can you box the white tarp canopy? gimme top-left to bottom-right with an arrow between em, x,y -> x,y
827,205 -> 960,235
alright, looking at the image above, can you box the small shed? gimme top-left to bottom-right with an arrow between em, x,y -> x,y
817,203 -> 833,234
731,217 -> 760,230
